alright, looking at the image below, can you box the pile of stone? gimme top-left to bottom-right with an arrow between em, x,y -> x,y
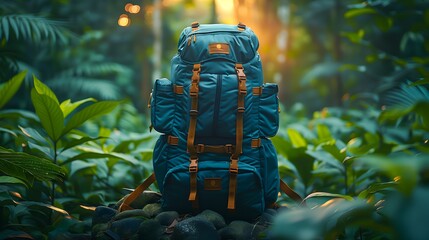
91,191 -> 279,240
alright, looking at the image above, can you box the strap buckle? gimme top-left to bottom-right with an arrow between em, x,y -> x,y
225,144 -> 233,154
189,158 -> 198,172
196,144 -> 204,153
190,109 -> 198,116
237,107 -> 245,113
229,158 -> 238,174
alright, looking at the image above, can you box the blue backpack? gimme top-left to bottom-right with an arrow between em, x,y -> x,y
120,23 -> 302,220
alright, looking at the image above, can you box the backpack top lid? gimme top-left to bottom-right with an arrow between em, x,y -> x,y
176,22 -> 260,64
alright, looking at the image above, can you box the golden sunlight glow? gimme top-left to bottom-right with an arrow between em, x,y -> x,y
129,5 -> 141,14
394,176 -> 401,182
118,14 -> 130,27
215,0 -> 236,24
125,3 -> 133,12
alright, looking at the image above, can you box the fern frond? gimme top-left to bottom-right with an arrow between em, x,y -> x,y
384,81 -> 429,107
0,14 -> 74,45
46,77 -> 122,100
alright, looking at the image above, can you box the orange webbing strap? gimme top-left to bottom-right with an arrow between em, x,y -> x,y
187,63 -> 201,203
279,179 -> 304,204
119,172 -> 156,212
196,144 -> 234,154
227,63 -> 247,210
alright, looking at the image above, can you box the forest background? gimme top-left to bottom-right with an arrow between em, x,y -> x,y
1,0 -> 429,239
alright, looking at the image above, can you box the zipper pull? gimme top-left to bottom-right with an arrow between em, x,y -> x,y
187,36 -> 191,46
193,34 -> 196,43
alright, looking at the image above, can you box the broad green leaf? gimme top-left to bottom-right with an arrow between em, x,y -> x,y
304,192 -> 354,202
112,133 -> 156,153
62,101 -> 120,135
0,71 -> 27,109
0,127 -> 17,137
0,176 -> 27,187
139,149 -> 154,161
33,75 -> 59,104
60,98 -> 96,118
357,154 -> 422,195
321,143 -> 347,162
0,147 -> 65,187
19,126 -> 50,145
316,124 -> 333,143
0,109 -> 39,122
344,8 -> 377,19
31,88 -> 64,142
306,149 -> 344,172
358,181 -> 397,199
287,128 -> 307,148
60,136 -> 105,153
346,137 -> 372,155
69,160 -> 97,177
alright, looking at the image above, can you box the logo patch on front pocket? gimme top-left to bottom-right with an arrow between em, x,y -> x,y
204,178 -> 222,190
208,43 -> 230,54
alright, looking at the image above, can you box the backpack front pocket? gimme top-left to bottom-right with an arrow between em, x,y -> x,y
259,83 -> 279,137
161,160 -> 264,220
151,78 -> 175,134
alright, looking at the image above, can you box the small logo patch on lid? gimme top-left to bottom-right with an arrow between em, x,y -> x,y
209,43 -> 230,55
204,178 -> 222,191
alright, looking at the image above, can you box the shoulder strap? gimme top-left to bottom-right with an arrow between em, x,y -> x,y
118,172 -> 156,212
279,179 -> 304,204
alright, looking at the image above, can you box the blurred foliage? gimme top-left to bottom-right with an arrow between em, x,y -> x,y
0,0 -> 429,239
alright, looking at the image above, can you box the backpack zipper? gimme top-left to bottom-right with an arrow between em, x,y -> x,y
212,74 -> 222,136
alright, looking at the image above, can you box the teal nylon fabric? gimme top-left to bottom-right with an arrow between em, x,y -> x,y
151,24 -> 280,220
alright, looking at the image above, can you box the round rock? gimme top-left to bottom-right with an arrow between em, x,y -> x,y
92,206 -> 117,225
142,203 -> 162,218
155,211 -> 179,226
196,210 -> 226,229
171,217 -> 220,240
138,219 -> 164,239
110,217 -> 145,239
218,220 -> 263,240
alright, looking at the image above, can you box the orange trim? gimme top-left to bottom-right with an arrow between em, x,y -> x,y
251,138 -> 261,148
119,173 -> 156,212
252,87 -> 262,96
174,84 -> 184,94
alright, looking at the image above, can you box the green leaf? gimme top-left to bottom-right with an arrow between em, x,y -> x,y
31,88 -> 64,142
0,176 -> 27,187
358,181 -> 397,199
0,109 -> 39,122
357,154 -> 423,195
60,136 -> 105,152
33,75 -> 59,104
0,71 -> 27,109
61,151 -> 139,166
321,143 -> 347,162
304,192 -> 354,202
375,15 -> 393,32
62,101 -> 120,136
410,78 -> 429,86
0,147 -> 65,187
0,127 -> 17,137
60,98 -> 96,118
287,128 -> 307,148
344,8 -> 377,19
316,124 -> 333,143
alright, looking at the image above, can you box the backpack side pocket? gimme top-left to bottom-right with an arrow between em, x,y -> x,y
260,137 -> 280,204
151,78 -> 175,134
259,83 -> 279,137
